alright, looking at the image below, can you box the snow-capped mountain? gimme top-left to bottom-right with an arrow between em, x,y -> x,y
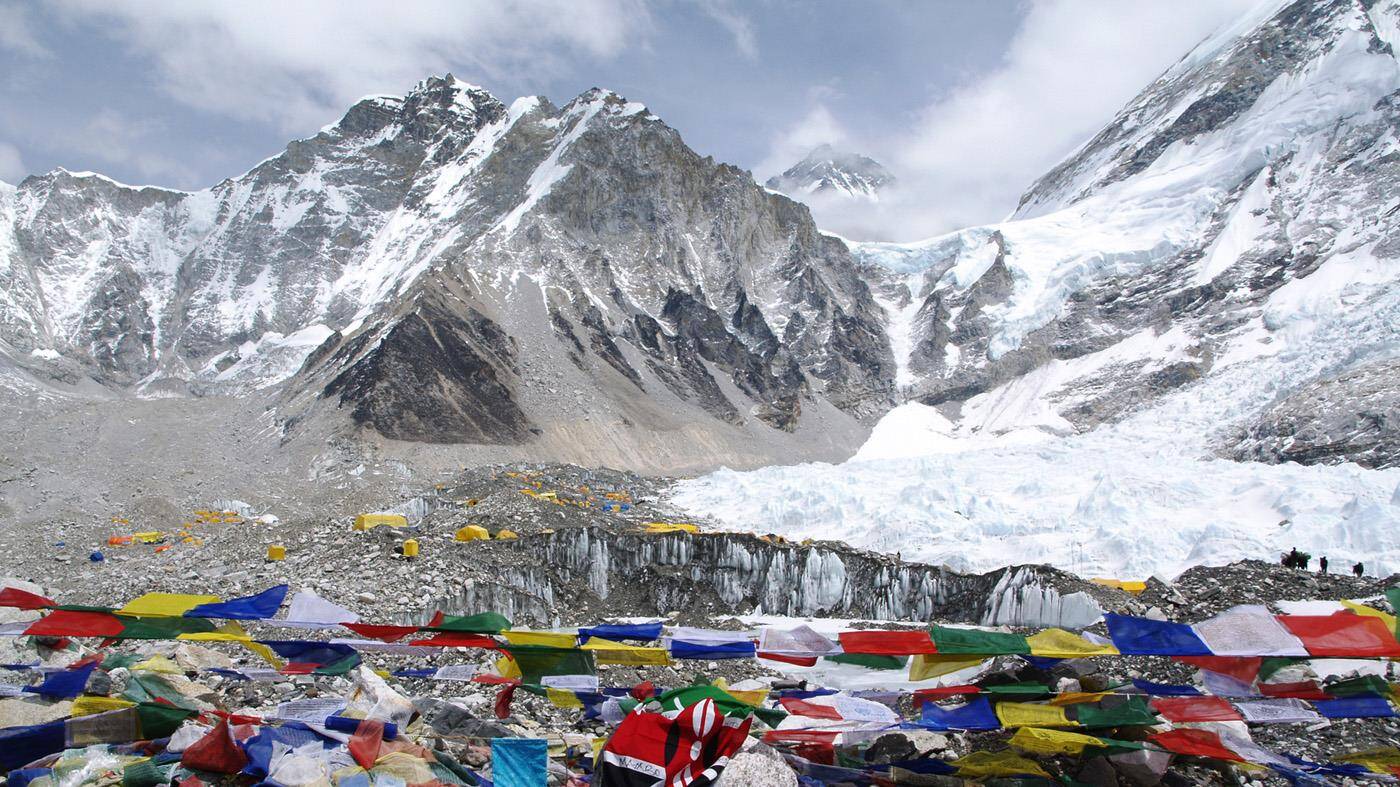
0,77 -> 894,463
765,144 -> 895,200
857,0 -> 1400,469
673,0 -> 1400,579
2,0 -> 1397,482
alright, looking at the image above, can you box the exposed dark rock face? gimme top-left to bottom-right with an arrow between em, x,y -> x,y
2,76 -> 894,457
320,291 -> 532,444
1229,359 -> 1400,469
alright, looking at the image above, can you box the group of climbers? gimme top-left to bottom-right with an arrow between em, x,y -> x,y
1282,546 -> 1364,576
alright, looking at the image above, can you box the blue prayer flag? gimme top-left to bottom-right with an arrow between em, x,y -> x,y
187,585 -> 288,620
1104,614 -> 1210,656
577,622 -> 663,642
918,697 -> 1001,731
492,737 -> 548,787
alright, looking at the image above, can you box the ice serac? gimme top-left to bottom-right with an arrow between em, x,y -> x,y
765,144 -> 896,200
855,0 -> 1400,467
417,526 -> 1105,629
1,77 -> 894,461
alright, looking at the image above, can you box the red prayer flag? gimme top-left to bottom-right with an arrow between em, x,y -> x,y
1150,728 -> 1244,762
761,729 -> 841,744
349,719 -> 384,769
837,630 -> 937,655
1277,614 -> 1400,657
495,681 -> 522,719
181,718 -> 250,773
596,699 -> 751,786
912,686 -> 981,707
1175,656 -> 1262,685
1259,680 -> 1330,700
409,632 -> 499,648
1150,696 -> 1244,723
0,587 -> 55,610
24,610 -> 125,638
758,651 -> 819,667
342,623 -> 421,642
778,697 -> 843,719
630,680 -> 656,701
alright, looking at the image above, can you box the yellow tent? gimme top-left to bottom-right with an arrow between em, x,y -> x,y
1090,578 -> 1147,594
496,529 -> 520,540
455,525 -> 490,542
353,513 -> 408,531
643,522 -> 699,534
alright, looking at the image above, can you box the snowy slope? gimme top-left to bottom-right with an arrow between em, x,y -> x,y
672,0 -> 1400,574
851,0 -> 1400,469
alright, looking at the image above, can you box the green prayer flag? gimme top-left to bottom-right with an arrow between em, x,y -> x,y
432,612 -> 512,634
1258,657 -> 1299,681
1326,675 -> 1391,697
824,653 -> 907,670
314,654 -> 361,676
932,626 -> 1030,655
1072,696 -> 1157,729
123,674 -> 198,710
114,615 -> 216,640
123,759 -> 174,787
653,685 -> 787,727
102,653 -> 140,669
505,645 -> 595,683
136,702 -> 196,738
983,682 -> 1051,697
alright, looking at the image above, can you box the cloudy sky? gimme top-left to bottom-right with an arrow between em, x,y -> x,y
0,0 -> 1258,240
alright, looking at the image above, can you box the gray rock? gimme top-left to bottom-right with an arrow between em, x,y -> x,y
1109,748 -> 1173,786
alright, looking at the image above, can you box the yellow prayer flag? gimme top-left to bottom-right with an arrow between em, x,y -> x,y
71,696 -> 136,717
1026,628 -> 1119,658
1336,748 -> 1400,774
547,687 -> 584,709
909,653 -> 985,681
579,637 -> 671,666
118,592 -> 221,617
503,630 -> 579,648
952,750 -> 1051,778
995,702 -> 1074,728
497,654 -> 523,680
1050,691 -> 1111,706
1341,600 -> 1399,632
131,654 -> 184,674
1010,726 -> 1106,755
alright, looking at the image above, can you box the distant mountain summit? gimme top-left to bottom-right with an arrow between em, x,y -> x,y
765,144 -> 895,199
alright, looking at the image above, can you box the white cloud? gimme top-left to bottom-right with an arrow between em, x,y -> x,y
699,1 -> 758,60
784,0 -> 1262,241
754,103 -> 847,182
0,2 -> 51,58
47,110 -> 200,186
0,142 -> 26,183
52,0 -> 652,132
